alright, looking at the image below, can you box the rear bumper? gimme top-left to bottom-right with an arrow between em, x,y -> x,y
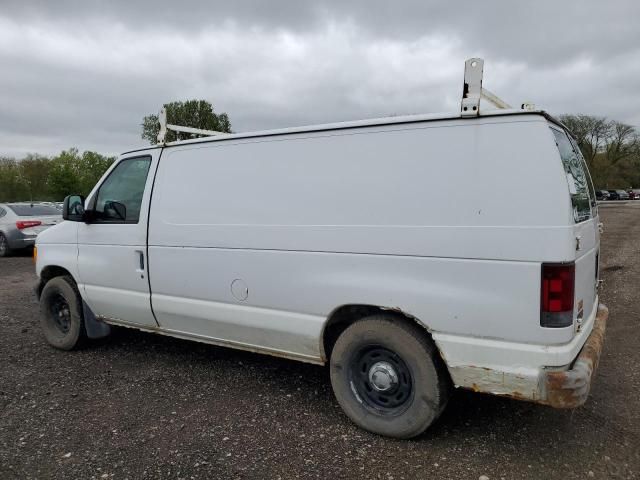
6,230 -> 37,249
435,300 -> 608,406
543,304 -> 608,408
11,237 -> 36,248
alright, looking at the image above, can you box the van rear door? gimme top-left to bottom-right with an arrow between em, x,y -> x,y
550,126 -> 599,331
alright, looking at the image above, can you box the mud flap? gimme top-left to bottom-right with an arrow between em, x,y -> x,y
82,301 -> 111,339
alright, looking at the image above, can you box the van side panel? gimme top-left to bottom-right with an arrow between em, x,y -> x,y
148,247 -> 551,360
147,116 -> 577,361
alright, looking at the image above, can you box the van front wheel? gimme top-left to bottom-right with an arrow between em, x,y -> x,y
40,276 -> 86,350
329,315 -> 451,438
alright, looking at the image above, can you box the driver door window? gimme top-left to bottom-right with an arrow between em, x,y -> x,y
93,156 -> 152,223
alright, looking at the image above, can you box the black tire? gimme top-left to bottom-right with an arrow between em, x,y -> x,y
40,276 -> 86,350
329,315 -> 451,438
0,233 -> 12,257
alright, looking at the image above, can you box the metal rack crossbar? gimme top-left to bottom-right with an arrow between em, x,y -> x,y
157,107 -> 229,144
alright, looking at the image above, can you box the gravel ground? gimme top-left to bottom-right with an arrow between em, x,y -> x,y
1,204 -> 639,480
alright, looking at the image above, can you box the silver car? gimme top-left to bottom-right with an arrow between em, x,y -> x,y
0,203 -> 63,257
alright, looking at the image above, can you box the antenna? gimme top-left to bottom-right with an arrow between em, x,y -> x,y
157,107 -> 229,144
461,58 -> 513,116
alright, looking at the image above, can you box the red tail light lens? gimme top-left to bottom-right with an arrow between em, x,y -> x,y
541,263 -> 575,328
16,220 -> 42,230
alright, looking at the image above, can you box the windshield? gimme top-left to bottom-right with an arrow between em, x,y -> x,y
7,204 -> 61,216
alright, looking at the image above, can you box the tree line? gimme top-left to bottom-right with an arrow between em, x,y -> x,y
559,115 -> 640,189
0,105 -> 637,204
1,100 -> 232,203
0,149 -> 115,202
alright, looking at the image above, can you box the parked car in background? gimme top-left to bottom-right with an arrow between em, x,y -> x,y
607,190 -> 620,200
617,190 -> 630,200
628,190 -> 640,200
596,190 -> 610,201
0,203 -> 62,257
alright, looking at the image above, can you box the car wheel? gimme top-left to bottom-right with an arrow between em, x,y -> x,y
0,233 -> 12,257
40,276 -> 86,350
329,314 -> 452,438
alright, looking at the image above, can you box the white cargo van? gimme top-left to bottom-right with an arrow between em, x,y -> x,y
35,59 -> 607,438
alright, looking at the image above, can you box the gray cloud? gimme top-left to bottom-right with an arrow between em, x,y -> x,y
1,1 -> 639,156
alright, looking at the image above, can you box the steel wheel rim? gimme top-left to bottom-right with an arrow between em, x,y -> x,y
349,345 -> 413,415
49,294 -> 72,334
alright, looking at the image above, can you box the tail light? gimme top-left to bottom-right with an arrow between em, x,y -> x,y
16,220 -> 42,230
541,263 -> 575,328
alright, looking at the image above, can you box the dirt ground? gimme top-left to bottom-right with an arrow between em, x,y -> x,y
1,203 -> 639,480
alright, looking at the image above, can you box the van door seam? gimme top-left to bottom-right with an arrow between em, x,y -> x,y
145,147 -> 164,327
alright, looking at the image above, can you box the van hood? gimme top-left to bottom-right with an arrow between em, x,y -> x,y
36,221 -> 77,245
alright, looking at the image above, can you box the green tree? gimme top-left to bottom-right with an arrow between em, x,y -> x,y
0,149 -> 114,202
560,114 -> 640,188
0,158 -> 25,202
47,149 -> 82,200
20,154 -> 53,200
77,150 -> 116,195
559,114 -> 610,166
141,99 -> 232,144
47,148 -> 115,200
1,155 -> 55,202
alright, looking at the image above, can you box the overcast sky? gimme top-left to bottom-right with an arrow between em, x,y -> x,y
1,1 -> 639,157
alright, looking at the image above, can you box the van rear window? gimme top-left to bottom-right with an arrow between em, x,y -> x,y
551,128 -> 592,223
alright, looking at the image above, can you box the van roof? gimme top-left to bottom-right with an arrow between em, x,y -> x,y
122,108 -> 565,156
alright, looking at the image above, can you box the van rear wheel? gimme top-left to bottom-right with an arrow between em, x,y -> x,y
329,315 -> 451,438
40,276 -> 86,350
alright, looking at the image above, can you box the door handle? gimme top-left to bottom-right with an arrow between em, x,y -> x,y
135,250 -> 145,275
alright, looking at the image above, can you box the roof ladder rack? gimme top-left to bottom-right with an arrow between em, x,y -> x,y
461,58 -> 512,117
157,107 -> 229,144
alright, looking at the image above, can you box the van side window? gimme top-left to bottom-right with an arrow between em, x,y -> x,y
551,128 -> 592,223
92,156 -> 152,224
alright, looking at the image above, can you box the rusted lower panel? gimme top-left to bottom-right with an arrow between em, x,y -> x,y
451,364 -> 539,401
544,304 -> 608,408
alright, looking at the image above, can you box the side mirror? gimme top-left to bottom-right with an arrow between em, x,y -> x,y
104,200 -> 127,221
62,195 -> 85,222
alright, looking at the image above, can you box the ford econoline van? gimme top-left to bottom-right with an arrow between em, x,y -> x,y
34,59 -> 607,438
